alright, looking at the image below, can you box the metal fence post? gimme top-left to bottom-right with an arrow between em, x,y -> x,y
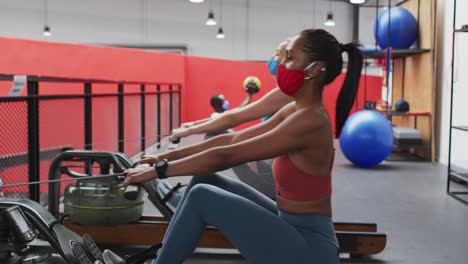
141,84 -> 146,153
157,85 -> 161,147
118,84 -> 124,153
27,81 -> 40,202
84,83 -> 92,150
169,85 -> 173,133
178,85 -> 181,127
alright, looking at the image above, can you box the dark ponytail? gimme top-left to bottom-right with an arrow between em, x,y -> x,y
334,44 -> 363,137
299,29 -> 363,138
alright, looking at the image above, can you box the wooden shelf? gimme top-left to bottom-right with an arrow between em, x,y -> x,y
452,126 -> 468,132
393,144 -> 430,150
365,49 -> 430,59
455,28 -> 468,33
450,170 -> 468,184
340,0 -> 408,8
388,112 -> 431,117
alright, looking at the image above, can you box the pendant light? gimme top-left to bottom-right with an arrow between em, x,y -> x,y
43,0 -> 51,36
216,27 -> 225,39
206,1 -> 216,26
324,1 -> 335,27
43,26 -> 51,36
350,0 -> 366,4
216,0 -> 225,38
206,10 -> 216,26
324,13 -> 336,27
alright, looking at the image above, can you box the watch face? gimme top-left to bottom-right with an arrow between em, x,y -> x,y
156,159 -> 166,167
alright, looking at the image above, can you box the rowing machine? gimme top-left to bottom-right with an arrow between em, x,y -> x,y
43,149 -> 386,256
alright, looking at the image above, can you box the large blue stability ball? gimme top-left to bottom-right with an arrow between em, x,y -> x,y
374,7 -> 418,49
339,110 -> 394,167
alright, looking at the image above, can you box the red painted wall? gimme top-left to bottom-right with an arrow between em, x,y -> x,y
0,36 -> 184,85
184,56 -> 277,131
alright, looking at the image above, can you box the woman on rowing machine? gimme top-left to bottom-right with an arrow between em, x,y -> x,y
109,29 -> 363,264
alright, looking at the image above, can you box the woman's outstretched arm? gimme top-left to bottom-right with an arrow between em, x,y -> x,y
170,88 -> 293,139
125,105 -> 320,187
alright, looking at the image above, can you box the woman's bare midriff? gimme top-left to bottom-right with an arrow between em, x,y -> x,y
276,194 -> 332,217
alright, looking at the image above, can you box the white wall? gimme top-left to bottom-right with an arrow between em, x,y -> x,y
0,0 -> 355,61
438,0 -> 468,168
358,6 -> 379,46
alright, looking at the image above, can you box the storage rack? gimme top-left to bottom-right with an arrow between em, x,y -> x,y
360,0 -> 433,161
447,0 -> 468,204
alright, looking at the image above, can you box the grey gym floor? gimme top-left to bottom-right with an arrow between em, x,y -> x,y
109,139 -> 468,264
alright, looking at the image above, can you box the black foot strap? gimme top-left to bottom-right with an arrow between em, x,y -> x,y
125,243 -> 163,264
161,183 -> 185,203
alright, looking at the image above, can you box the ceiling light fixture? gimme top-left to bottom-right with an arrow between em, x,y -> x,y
206,10 -> 216,26
216,27 -> 225,39
190,0 -> 205,3
216,0 -> 225,39
350,0 -> 366,4
43,26 -> 51,36
324,1 -> 335,27
324,13 -> 336,27
43,0 -> 51,37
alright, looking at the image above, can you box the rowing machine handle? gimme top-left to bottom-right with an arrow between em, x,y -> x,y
123,163 -> 152,200
115,173 -> 140,201
124,184 -> 140,200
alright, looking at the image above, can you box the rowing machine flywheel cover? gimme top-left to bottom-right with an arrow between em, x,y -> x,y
64,179 -> 144,226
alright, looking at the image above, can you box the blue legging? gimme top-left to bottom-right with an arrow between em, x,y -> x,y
152,173 -> 339,264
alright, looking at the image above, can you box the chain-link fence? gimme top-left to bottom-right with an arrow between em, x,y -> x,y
0,100 -> 29,199
0,76 -> 181,205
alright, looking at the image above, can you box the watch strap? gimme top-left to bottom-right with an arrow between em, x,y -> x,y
154,159 -> 168,179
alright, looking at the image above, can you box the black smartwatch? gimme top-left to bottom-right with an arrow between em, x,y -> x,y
154,159 -> 169,179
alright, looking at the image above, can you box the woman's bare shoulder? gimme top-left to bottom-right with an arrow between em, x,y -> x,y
278,102 -> 297,119
282,105 -> 330,133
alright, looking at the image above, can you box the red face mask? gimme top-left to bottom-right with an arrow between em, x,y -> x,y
276,62 -> 321,96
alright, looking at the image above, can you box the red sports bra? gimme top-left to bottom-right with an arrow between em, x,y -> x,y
272,150 -> 334,201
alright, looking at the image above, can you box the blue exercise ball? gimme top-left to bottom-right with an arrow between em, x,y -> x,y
339,110 -> 394,167
374,7 -> 418,49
